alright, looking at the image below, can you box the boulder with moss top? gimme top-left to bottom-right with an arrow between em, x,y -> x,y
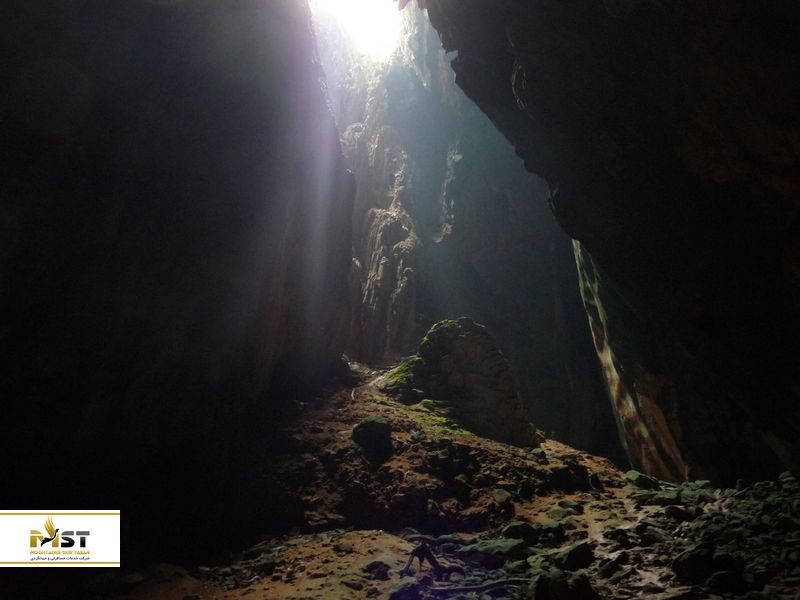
381,318 -> 542,447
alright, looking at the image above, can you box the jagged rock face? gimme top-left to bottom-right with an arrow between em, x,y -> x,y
315,6 -> 625,462
1,0 -> 352,558
574,242 -> 789,482
383,319 -> 542,447
359,208 -> 420,362
319,15 -> 452,364
422,0 -> 800,482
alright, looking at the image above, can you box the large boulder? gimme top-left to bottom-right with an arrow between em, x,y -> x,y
382,318 -> 542,447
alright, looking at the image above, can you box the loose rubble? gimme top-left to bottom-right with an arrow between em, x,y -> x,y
112,363 -> 800,599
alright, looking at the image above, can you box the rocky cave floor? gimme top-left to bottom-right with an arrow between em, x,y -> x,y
110,364 -> 799,600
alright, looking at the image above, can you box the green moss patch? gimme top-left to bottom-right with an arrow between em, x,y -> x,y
407,400 -> 474,437
381,355 -> 423,393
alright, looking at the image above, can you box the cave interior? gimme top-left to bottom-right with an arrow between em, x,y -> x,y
2,0 -> 799,598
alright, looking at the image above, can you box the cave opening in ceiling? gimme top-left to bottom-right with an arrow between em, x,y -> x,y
309,0 -> 402,62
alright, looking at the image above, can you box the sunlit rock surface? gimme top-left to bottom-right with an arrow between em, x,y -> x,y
1,0 -> 353,560
382,319 -> 542,447
421,0 -> 800,483
315,4 -> 625,463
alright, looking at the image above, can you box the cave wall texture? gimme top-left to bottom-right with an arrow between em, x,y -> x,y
1,0 -> 353,560
315,6 -> 626,463
421,0 -> 800,483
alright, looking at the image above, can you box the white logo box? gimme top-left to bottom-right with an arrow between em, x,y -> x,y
0,510 -> 120,567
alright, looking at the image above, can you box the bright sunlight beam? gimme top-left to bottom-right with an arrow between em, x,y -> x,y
309,0 -> 402,62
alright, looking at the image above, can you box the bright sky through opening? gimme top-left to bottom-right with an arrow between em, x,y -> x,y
310,0 -> 402,61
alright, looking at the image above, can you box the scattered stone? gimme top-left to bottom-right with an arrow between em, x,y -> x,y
679,481 -> 716,504
457,537 -> 527,568
672,544 -> 715,584
598,550 -> 628,577
641,582 -> 666,593
492,489 -> 514,507
537,521 -> 567,547
305,510 -> 347,530
650,588 -> 704,600
588,472 -> 605,491
530,448 -> 548,462
343,579 -> 363,590
554,540 -> 595,571
632,491 -> 657,506
500,520 -> 565,547
334,541 -> 354,554
705,569 -> 747,594
558,499 -> 584,514
546,505 -> 575,519
530,570 -> 601,600
604,527 -> 639,550
518,479 -> 536,499
608,565 -> 635,583
362,560 -> 391,580
505,558 -> 530,574
500,520 -> 539,544
389,577 -> 422,600
625,470 -> 661,490
352,416 -> 393,462
548,463 -> 592,492
647,490 -> 683,506
664,505 -> 695,522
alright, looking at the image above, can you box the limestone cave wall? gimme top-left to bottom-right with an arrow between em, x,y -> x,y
315,6 -> 626,463
421,0 -> 800,483
1,0 -> 353,560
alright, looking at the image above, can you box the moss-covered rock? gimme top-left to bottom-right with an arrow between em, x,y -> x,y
456,537 -> 528,568
381,355 -> 425,399
380,318 -> 541,447
625,470 -> 662,490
